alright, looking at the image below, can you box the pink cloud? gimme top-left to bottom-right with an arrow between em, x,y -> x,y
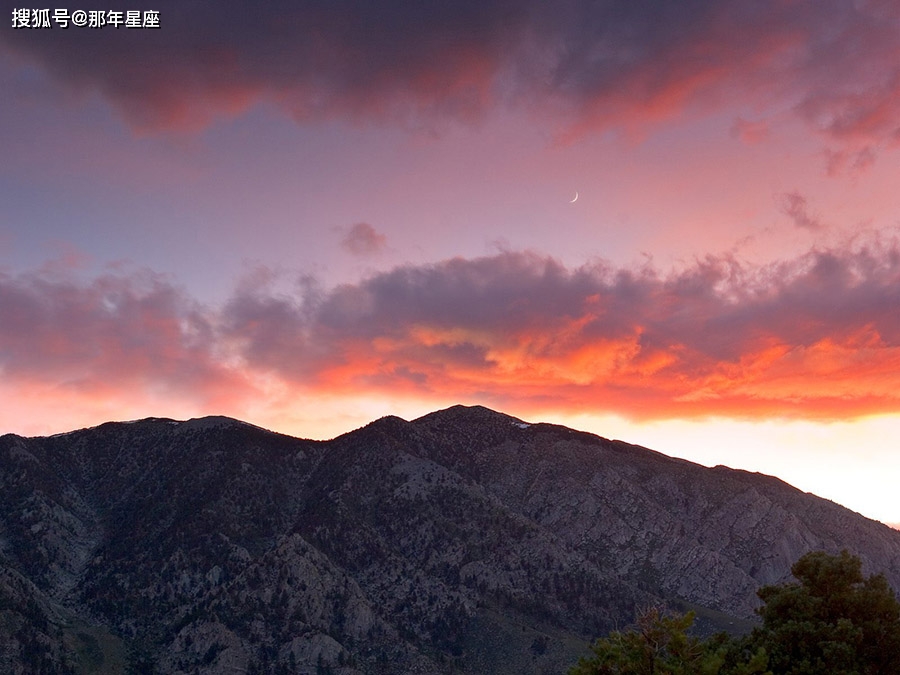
824,146 -> 878,177
730,117 -> 769,145
341,223 -> 387,256
0,268 -> 252,407
779,191 -> 824,231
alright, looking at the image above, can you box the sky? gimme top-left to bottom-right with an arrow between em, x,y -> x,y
2,0 -> 900,525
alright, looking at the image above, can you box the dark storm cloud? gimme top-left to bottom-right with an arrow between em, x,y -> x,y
3,0 -> 899,143
2,0 -> 530,128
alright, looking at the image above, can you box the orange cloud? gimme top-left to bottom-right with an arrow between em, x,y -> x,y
219,244 -> 900,421
4,243 -> 900,432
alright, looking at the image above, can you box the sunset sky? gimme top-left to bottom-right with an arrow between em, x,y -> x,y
2,1 -> 900,524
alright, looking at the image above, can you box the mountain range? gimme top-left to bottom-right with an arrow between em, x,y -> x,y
2,404 -> 899,674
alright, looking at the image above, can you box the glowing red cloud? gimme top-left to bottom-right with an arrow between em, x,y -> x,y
4,244 -> 900,428
222,244 -> 900,421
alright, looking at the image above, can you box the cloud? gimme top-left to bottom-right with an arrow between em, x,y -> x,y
779,191 -> 824,231
222,244 -> 900,421
730,117 -> 769,145
341,223 -> 387,256
3,0 -> 899,145
5,244 -> 900,426
1,0 -> 519,130
824,146 -> 878,177
0,267 -> 252,407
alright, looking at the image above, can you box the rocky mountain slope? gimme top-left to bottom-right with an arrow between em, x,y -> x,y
2,405 -> 899,674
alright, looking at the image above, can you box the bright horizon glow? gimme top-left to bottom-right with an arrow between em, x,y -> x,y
544,411 -> 900,528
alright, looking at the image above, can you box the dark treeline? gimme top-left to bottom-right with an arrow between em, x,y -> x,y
570,550 -> 900,675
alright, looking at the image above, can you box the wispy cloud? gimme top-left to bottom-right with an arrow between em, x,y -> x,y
779,191 -> 824,231
730,117 -> 769,145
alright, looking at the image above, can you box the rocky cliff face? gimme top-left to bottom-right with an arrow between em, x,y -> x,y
2,405 -> 899,674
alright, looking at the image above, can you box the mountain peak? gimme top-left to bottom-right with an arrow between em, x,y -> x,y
412,403 -> 527,427
178,415 -> 269,432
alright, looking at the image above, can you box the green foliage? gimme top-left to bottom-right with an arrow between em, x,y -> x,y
571,550 -> 900,675
747,550 -> 900,675
568,607 -> 763,675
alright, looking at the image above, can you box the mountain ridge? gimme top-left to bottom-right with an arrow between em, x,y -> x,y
2,405 -> 899,674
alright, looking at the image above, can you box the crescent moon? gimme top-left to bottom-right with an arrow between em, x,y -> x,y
569,192 -> 579,203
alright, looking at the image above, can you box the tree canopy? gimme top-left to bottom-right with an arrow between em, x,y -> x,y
567,606 -> 767,675
750,550 -> 900,675
570,550 -> 900,675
